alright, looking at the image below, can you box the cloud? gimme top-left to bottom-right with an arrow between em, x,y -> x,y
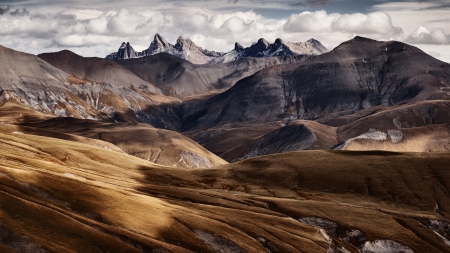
284,10 -> 403,36
405,26 -> 449,44
0,4 -> 447,64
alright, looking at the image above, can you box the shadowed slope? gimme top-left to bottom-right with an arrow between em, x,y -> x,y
0,46 -> 181,130
116,53 -> 310,99
182,37 -> 450,132
192,150 -> 450,252
186,120 -> 337,162
0,133 -> 343,252
0,132 -> 449,252
38,50 -> 160,94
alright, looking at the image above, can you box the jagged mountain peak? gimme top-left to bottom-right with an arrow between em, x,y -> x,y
106,34 -> 327,64
235,42 -> 244,51
175,36 -> 198,51
273,38 -> 285,47
256,38 -> 270,48
148,33 -> 172,52
307,38 -> 320,44
153,34 -> 170,47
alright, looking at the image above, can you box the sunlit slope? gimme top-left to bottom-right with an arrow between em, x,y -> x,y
191,151 -> 450,252
0,100 -> 226,169
0,133 -> 337,252
21,117 -> 227,169
0,131 -> 449,252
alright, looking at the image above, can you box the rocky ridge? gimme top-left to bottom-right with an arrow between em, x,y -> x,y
106,34 -> 225,64
106,34 -> 327,64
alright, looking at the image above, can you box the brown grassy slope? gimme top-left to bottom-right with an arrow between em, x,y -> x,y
0,100 -> 54,125
0,100 -> 225,169
187,120 -> 338,162
23,117 -> 227,169
336,100 -> 450,141
332,100 -> 450,152
191,150 -> 450,252
0,133 -> 338,252
342,124 -> 450,152
0,131 -> 450,252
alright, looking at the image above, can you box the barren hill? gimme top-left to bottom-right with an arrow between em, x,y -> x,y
183,36 -> 450,132
115,53 -> 311,99
0,132 -> 449,252
0,45 -> 181,130
38,50 -> 160,93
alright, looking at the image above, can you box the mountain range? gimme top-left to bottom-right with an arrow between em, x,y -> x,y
106,33 -> 327,64
1,35 -> 450,252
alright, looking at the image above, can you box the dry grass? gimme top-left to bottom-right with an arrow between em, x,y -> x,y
23,117 -> 227,169
0,131 -> 449,252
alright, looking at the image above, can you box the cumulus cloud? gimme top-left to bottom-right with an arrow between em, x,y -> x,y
284,10 -> 403,36
0,5 -> 448,63
405,26 -> 449,44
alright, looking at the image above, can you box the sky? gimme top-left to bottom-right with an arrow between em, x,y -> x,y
0,0 -> 449,63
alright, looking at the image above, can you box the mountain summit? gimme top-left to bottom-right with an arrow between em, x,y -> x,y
107,34 -> 225,64
209,37 -> 327,64
106,34 -> 327,64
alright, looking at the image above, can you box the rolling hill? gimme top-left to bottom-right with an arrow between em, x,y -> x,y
0,132 -> 449,252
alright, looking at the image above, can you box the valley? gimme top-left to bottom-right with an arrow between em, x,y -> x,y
0,35 -> 450,252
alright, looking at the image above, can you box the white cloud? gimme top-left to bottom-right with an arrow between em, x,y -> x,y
371,1 -> 450,35
284,10 -> 337,32
405,26 -> 449,45
332,12 -> 402,35
284,10 -> 402,36
413,44 -> 450,64
0,5 -> 448,64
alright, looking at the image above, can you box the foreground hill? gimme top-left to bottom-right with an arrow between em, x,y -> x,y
0,131 -> 449,252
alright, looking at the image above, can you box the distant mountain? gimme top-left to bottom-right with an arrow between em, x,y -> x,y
0,46 -> 182,130
183,36 -> 450,132
106,34 -> 225,64
115,53 -> 311,99
106,34 -> 327,64
209,38 -> 327,64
